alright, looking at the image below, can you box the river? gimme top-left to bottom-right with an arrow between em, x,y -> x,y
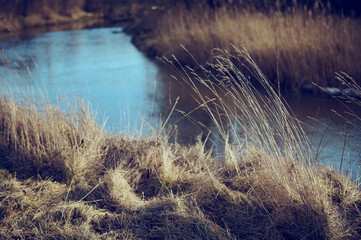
0,26 -> 360,178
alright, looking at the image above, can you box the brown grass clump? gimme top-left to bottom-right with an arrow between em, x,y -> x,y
162,46 -> 361,238
1,47 -> 361,239
0,96 -> 105,185
132,5 -> 361,91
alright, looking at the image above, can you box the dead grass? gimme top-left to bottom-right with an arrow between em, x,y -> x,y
0,96 -> 105,186
1,47 -> 361,239
133,5 -> 361,91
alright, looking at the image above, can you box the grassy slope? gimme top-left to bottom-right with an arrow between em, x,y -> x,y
1,48 -> 361,239
129,4 -> 361,91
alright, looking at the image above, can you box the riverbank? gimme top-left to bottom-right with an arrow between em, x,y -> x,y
125,3 -> 361,92
1,46 -> 361,239
1,91 -> 361,240
0,0 -> 156,34
1,1 -> 361,239
2,1 -> 360,92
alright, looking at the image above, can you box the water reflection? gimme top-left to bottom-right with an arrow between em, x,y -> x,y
0,26 -> 360,178
0,27 -> 159,132
157,66 -> 361,177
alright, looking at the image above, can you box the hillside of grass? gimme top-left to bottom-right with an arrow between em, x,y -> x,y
1,48 -> 361,239
127,3 -> 361,92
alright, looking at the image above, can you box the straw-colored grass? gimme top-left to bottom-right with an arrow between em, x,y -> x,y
0,96 -> 105,185
1,47 -> 361,239
132,5 -> 361,91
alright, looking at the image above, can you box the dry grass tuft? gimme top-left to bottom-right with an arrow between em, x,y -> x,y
0,96 -> 105,186
1,46 -> 361,238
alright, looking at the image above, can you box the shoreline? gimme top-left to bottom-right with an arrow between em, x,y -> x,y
1,2 -> 361,238
0,0 -> 153,35
1,49 -> 361,238
1,6 -> 360,100
2,2 -> 360,94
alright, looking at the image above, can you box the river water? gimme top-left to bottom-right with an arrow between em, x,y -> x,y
0,26 -> 360,177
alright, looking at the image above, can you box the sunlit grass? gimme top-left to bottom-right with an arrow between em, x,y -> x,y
135,5 -> 361,91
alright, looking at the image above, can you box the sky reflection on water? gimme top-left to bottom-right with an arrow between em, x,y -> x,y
0,27 -> 360,178
0,27 -> 159,133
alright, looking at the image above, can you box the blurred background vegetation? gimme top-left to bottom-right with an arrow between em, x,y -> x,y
1,0 -> 360,28
1,0 -> 360,89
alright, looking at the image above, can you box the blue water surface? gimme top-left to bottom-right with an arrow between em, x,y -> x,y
0,27 -> 159,133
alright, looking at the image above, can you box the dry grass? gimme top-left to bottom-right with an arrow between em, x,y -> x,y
0,95 -> 105,185
1,47 -> 361,239
133,5 -> 361,91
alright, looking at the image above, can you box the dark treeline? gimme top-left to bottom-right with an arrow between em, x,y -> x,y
0,0 -> 133,32
0,0 -> 85,15
249,0 -> 361,16
0,0 -> 138,19
0,0 -> 360,33
181,0 -> 361,16
1,0 -> 360,16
